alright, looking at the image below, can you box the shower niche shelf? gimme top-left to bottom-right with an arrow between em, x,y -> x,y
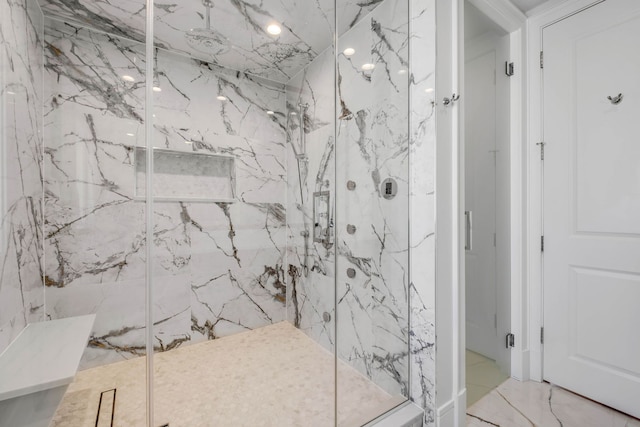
134,147 -> 236,202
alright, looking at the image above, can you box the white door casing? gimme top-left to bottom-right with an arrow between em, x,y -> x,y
543,0 -> 640,418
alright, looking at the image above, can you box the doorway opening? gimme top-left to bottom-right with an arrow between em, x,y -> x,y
463,0 -> 512,408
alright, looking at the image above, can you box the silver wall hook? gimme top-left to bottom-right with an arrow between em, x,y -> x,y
442,93 -> 460,106
607,93 -> 623,105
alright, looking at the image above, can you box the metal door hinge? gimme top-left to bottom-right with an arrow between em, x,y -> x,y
505,61 -> 515,76
506,333 -> 515,348
540,51 -> 544,69
540,327 -> 544,344
537,141 -> 545,160
541,235 -> 545,252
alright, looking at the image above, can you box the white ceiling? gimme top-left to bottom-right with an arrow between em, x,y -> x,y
465,1 -> 507,41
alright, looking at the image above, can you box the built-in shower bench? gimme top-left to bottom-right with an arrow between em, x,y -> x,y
0,314 -> 95,427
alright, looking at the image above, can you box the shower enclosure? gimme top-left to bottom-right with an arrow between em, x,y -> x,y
0,0 -> 437,425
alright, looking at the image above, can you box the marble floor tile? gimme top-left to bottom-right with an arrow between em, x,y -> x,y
468,378 -> 640,427
52,322 -> 403,427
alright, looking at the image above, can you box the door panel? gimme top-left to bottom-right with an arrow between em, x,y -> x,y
570,267 -> 640,375
573,16 -> 640,235
543,0 -> 640,418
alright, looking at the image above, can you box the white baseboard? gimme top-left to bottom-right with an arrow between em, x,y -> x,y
512,348 -> 531,381
457,388 -> 467,425
435,387 -> 467,427
436,398 -> 455,427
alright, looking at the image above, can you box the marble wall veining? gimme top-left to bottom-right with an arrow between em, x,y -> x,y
0,0 -> 45,354
42,19 -> 288,368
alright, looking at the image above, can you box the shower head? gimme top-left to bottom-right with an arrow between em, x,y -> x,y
185,28 -> 230,55
185,0 -> 231,55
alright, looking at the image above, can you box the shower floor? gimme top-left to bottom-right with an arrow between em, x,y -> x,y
51,322 -> 403,426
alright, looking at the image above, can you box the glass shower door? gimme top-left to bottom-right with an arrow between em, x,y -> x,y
335,0 -> 412,424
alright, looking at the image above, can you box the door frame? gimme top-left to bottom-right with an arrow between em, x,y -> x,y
465,0 -> 529,388
436,0 -> 526,425
525,0 -> 605,383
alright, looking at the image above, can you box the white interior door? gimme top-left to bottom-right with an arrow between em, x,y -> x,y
543,0 -> 640,418
464,31 -> 510,373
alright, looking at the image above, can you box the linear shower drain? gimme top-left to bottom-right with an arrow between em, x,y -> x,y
94,388 -> 116,427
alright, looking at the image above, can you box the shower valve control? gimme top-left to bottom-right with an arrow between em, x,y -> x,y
381,178 -> 397,200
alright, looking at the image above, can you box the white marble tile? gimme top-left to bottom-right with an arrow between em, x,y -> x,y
0,0 -> 45,354
468,378 -> 640,427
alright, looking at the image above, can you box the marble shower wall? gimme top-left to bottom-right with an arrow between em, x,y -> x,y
285,45 -> 336,354
0,0 -> 45,354
285,0 -> 437,423
43,19 -> 287,369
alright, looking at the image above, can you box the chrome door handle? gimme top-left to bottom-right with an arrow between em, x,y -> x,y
465,210 -> 472,251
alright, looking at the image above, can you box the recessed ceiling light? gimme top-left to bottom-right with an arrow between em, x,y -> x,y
6,91 -> 15,95
185,140 -> 193,144
398,69 -> 407,75
217,95 -> 228,101
290,112 -> 297,116
122,75 -> 135,82
425,87 -> 434,93
267,110 -> 275,115
126,133 -> 135,137
343,48 -> 355,56
267,24 -> 282,35
361,63 -> 375,71
152,86 -> 162,92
